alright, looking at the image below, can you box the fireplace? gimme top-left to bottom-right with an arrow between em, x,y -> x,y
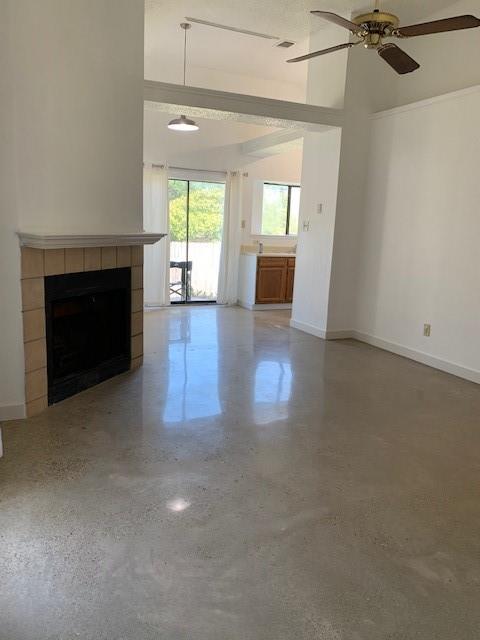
45,268 -> 131,404
18,240 -> 163,418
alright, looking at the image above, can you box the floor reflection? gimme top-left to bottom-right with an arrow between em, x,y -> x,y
163,311 -> 221,424
254,360 -> 292,425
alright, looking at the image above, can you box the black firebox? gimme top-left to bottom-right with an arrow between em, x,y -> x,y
45,268 -> 131,404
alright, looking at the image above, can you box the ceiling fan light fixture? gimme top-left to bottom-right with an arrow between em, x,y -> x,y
167,115 -> 199,132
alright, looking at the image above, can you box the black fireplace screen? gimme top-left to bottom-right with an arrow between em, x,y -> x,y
45,268 -> 131,404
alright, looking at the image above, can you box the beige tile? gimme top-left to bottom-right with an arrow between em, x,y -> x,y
117,246 -> 132,268
131,333 -> 143,359
26,395 -> 48,418
65,248 -> 84,273
84,247 -> 101,271
130,355 -> 143,370
44,249 -> 65,276
131,265 -> 143,290
21,277 -> 44,311
25,368 -> 47,402
21,248 -> 44,279
101,247 -> 117,270
131,289 -> 143,313
131,245 -> 144,266
131,311 -> 143,337
23,309 -> 46,342
24,339 -> 47,373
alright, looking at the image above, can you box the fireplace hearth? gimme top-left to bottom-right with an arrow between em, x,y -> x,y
45,268 -> 131,404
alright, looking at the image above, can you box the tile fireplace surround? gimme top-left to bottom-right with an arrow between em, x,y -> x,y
18,233 -> 164,418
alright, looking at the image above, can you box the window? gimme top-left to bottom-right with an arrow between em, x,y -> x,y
261,183 -> 301,236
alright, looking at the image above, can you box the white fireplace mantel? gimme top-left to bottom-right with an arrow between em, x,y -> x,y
17,232 -> 166,249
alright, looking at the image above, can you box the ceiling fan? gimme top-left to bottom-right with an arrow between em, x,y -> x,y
287,2 -> 480,74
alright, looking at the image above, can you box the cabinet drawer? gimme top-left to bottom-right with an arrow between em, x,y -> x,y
257,257 -> 287,268
287,257 -> 296,267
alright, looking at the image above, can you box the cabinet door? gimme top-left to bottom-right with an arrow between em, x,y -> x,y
256,265 -> 287,303
285,266 -> 295,303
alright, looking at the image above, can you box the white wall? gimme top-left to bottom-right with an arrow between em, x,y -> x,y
12,0 -> 144,233
0,2 -> 25,419
289,20 -> 348,336
323,37 -> 397,333
291,129 -> 342,336
145,64 -> 306,105
144,3 -> 307,104
305,23 -> 349,109
355,86 -> 480,381
0,0 -> 145,418
375,0 -> 480,112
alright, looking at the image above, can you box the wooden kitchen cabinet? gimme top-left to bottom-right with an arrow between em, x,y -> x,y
285,263 -> 295,303
255,256 -> 295,304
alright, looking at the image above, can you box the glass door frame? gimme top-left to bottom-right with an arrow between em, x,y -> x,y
169,177 -> 224,306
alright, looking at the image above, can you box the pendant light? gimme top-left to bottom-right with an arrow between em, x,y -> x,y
168,23 -> 199,132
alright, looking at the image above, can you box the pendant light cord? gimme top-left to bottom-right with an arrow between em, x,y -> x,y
183,25 -> 187,86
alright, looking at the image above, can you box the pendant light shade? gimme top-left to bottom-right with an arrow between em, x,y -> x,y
168,23 -> 199,133
167,114 -> 199,132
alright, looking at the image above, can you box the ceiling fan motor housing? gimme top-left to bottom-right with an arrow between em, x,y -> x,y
353,11 -> 400,48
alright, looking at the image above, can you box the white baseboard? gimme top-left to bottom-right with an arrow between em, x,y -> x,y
0,403 -> 26,422
290,318 -> 328,339
290,320 -> 480,385
290,318 -> 354,340
352,331 -> 480,385
239,301 -> 292,311
324,330 -> 353,340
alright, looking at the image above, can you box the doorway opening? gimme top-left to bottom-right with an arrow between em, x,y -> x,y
168,177 -> 226,304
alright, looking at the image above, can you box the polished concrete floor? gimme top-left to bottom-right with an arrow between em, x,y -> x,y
1,306 -> 480,639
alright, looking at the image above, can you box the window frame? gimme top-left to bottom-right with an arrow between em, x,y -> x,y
261,182 -> 300,237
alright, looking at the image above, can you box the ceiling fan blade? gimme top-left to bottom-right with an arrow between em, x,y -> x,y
311,11 -> 362,34
396,15 -> 480,38
287,42 -> 355,63
378,43 -> 420,74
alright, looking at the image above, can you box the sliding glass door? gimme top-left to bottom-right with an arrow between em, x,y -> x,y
168,178 -> 225,304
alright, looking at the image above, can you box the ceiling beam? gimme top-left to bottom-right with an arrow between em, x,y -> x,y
240,129 -> 305,157
144,81 -> 343,130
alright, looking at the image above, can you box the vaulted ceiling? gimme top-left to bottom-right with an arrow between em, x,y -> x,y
145,0 -> 459,100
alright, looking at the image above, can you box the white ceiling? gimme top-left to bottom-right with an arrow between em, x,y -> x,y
143,110 -> 298,168
146,110 -> 277,148
145,0 -> 458,92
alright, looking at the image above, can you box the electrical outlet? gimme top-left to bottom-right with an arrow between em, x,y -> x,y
423,324 -> 431,337
303,220 -> 310,232
241,220 -> 246,229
